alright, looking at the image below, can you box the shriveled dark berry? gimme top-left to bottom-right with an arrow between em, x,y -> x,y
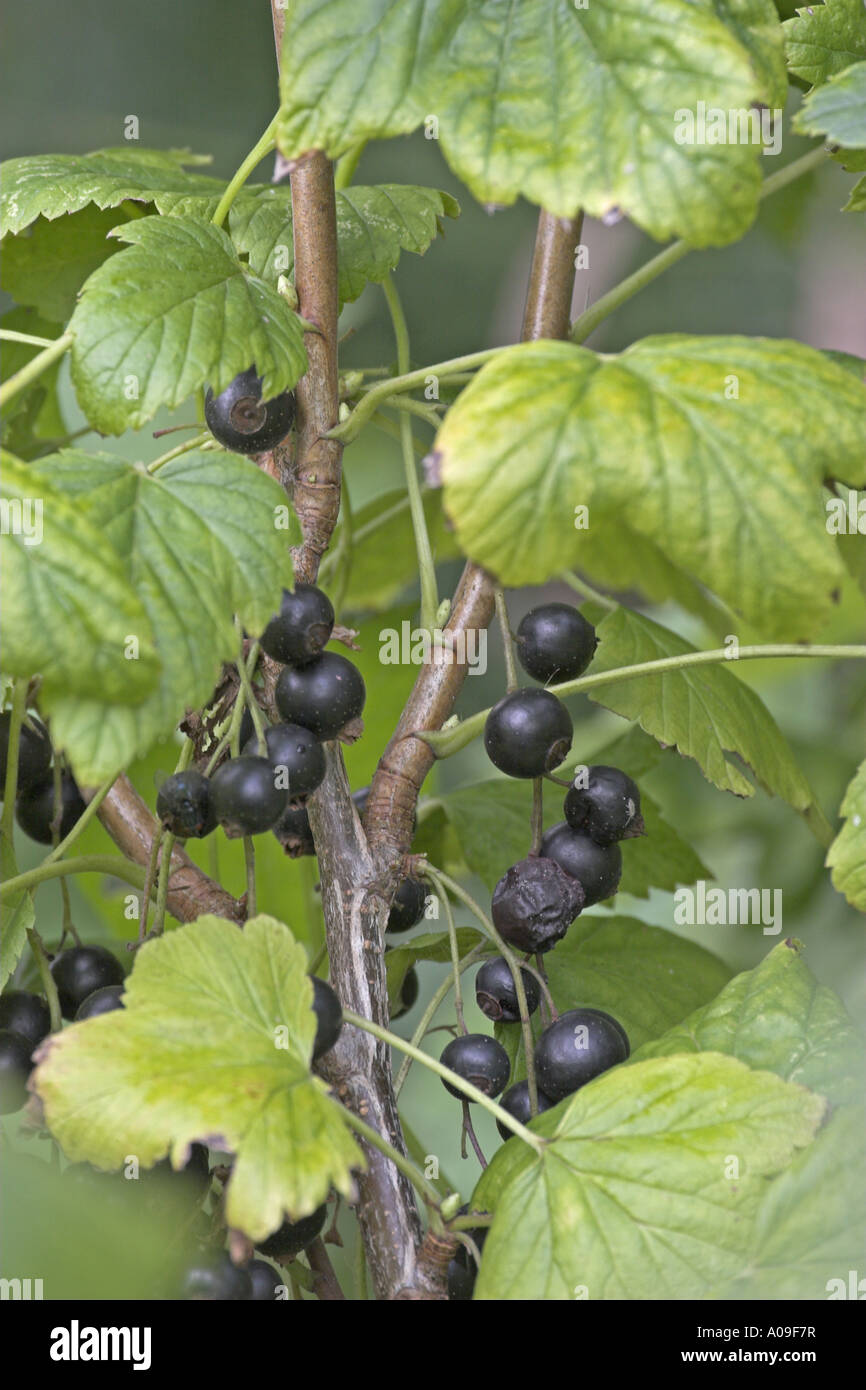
515,603 -> 597,684
496,1079 -> 555,1140
156,769 -> 217,839
540,823 -> 622,905
260,584 -> 335,667
563,765 -> 644,846
475,957 -> 540,1023
484,689 -> 572,779
243,721 -> 326,799
491,855 -> 585,954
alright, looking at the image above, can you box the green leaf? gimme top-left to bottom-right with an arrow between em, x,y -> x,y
277,0 -> 771,245
704,0 -> 789,108
24,449 -> 297,781
230,184 -> 460,308
0,837 -> 34,990
69,216 -> 308,434
472,1052 -> 825,1299
794,58 -> 866,144
587,608 -> 819,817
339,488 -> 461,613
385,926 -> 485,1008
784,0 -> 866,89
32,915 -> 363,1241
0,307 -> 65,453
0,206 -> 127,324
844,174 -> 866,209
718,1106 -> 866,1299
0,452 -> 161,706
826,759 -> 866,911
570,529 -> 732,632
0,148 -> 217,236
437,336 -> 866,638
498,914 -> 732,1082
633,939 -> 865,1107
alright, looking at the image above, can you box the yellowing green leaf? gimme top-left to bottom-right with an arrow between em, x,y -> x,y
826,759 -> 866,910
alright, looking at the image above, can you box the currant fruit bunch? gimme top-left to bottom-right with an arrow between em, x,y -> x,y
204,366 -> 295,455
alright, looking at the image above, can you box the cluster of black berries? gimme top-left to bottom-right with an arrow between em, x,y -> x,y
156,582 -> 365,844
180,1201 -> 328,1300
0,710 -> 86,847
204,366 -> 295,456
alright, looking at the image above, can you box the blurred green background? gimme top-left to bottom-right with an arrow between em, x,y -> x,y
2,0 -> 864,1299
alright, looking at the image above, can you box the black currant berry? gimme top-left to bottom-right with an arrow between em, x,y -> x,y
310,976 -> 342,1061
534,1008 -> 629,1101
275,653 -> 366,741
146,1142 -> 210,1198
258,1204 -> 327,1260
74,985 -> 125,1021
475,957 -> 540,1023
181,1251 -> 253,1300
0,1028 -> 33,1114
0,711 -> 52,794
204,366 -> 295,455
243,722 -> 326,800
495,1079 -> 555,1141
246,1259 -> 284,1300
387,879 -> 427,934
447,1212 -> 488,1301
15,771 -> 85,845
0,990 -> 51,1048
563,765 -> 644,846
439,1033 -> 510,1101
515,603 -> 597,684
210,755 -> 288,837
272,798 -> 316,856
540,823 -> 622,905
484,689 -> 572,779
491,855 -> 585,954
260,584 -> 335,667
390,964 -> 419,1020
51,945 -> 124,1020
156,769 -> 217,840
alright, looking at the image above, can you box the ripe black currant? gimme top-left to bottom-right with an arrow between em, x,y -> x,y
204,366 -> 295,455
491,855 -> 585,953
310,976 -> 342,1061
156,769 -> 217,840
51,945 -> 124,1020
534,1007 -> 629,1101
15,771 -> 85,845
275,652 -> 366,740
540,823 -> 622,905
0,711 -> 52,794
243,722 -> 326,799
181,1251 -> 253,1300
260,584 -> 335,667
389,962 -> 419,1020
210,755 -> 288,837
484,688 -> 572,779
475,957 -> 540,1023
447,1213 -> 488,1301
515,602 -> 597,684
0,990 -> 51,1048
563,765 -> 644,846
439,1033 -> 510,1100
495,1079 -> 555,1140
0,1029 -> 33,1114
272,798 -> 315,855
258,1204 -> 327,1260
246,1259 -> 284,1300
74,985 -> 125,1021
387,878 -> 427,934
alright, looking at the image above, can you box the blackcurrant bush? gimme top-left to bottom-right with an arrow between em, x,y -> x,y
204,366 -> 295,455
563,765 -> 644,846
475,957 -> 540,1023
51,945 -> 124,1020
243,722 -> 326,799
515,603 -> 597,684
156,769 -> 217,840
181,1251 -> 253,1300
310,976 -> 342,1061
439,1033 -> 510,1100
495,1079 -> 555,1141
246,1259 -> 284,1300
390,964 -> 419,1020
210,755 -> 289,837
74,985 -> 125,1021
540,823 -> 622,905
0,711 -> 52,794
0,1028 -> 33,1114
0,990 -> 51,1048
387,878 -> 427,934
15,771 -> 85,844
258,1204 -> 327,1260
260,584 -> 335,667
534,1007 -> 629,1101
447,1205 -> 488,1301
491,855 -> 585,953
275,652 -> 366,740
484,689 -> 572,779
272,798 -> 315,856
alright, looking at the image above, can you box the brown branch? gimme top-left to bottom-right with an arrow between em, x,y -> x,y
306,1237 -> 347,1301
